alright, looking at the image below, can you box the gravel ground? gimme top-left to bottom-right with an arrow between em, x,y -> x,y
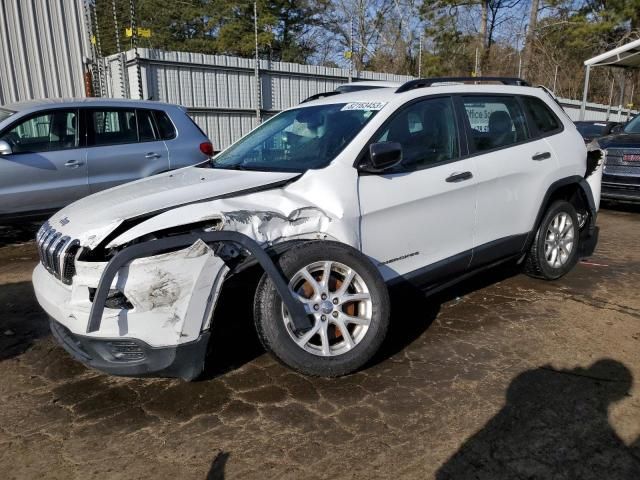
0,206 -> 638,479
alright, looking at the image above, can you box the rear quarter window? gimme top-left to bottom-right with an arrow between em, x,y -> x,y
521,96 -> 561,135
153,110 -> 177,140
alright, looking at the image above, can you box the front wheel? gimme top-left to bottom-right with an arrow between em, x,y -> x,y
253,241 -> 390,377
524,200 -> 580,280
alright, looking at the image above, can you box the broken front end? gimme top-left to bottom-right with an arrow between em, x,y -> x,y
32,206 -> 334,380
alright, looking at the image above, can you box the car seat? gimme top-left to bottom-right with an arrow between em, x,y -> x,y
488,111 -> 514,148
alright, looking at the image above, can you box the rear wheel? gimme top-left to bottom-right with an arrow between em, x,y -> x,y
524,200 -> 579,280
254,241 -> 390,377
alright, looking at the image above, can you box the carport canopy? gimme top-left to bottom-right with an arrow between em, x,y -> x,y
580,38 -> 640,120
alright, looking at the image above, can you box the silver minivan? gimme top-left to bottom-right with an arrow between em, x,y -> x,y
0,98 -> 212,222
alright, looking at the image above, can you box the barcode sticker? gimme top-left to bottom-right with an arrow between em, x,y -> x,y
341,102 -> 387,111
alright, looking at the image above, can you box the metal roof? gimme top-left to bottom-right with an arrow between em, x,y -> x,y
584,38 -> 640,68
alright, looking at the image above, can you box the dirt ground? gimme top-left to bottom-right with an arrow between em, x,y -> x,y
0,206 -> 639,480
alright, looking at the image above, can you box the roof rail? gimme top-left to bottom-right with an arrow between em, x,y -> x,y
396,77 -> 530,93
300,91 -> 343,104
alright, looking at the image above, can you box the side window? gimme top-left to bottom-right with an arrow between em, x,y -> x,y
0,110 -> 78,153
373,97 -> 459,171
521,96 -> 561,135
89,109 -> 137,146
462,96 -> 528,152
153,111 -> 177,140
137,109 -> 158,142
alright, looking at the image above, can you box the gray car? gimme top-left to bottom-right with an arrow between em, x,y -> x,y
0,98 -> 212,222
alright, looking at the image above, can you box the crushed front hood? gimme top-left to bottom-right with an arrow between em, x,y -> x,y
47,167 -> 300,248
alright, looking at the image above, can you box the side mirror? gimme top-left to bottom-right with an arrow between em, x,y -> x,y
362,141 -> 402,172
610,124 -> 624,134
0,140 -> 12,156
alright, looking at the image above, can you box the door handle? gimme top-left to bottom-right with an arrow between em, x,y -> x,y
532,151 -> 551,161
446,171 -> 473,183
145,152 -> 161,159
64,159 -> 83,168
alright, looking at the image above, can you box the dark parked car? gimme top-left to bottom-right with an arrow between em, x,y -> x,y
574,121 -> 621,143
598,115 -> 640,202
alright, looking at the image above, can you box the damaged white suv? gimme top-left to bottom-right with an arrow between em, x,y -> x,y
33,77 -> 603,380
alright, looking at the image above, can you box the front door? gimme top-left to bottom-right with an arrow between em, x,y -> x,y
358,96 -> 477,285
0,108 -> 88,217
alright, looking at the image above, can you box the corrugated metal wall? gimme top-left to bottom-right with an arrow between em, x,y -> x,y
0,0 -> 91,105
103,49 -> 637,150
103,48 -> 414,149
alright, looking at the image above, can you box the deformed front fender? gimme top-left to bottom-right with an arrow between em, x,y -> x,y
87,231 -> 313,335
585,141 -> 604,210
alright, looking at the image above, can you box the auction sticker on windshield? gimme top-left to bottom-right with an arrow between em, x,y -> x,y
341,102 -> 387,111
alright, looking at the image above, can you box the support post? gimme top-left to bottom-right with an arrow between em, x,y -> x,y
418,35 -> 423,78
253,2 -> 261,123
111,0 -> 129,98
130,0 -> 143,99
579,65 -> 590,121
626,82 -> 634,122
348,17 -> 354,82
617,73 -> 626,121
606,78 -> 614,121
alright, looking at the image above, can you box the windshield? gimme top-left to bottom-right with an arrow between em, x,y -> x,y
210,103 -> 383,172
624,115 -> 640,134
0,108 -> 15,123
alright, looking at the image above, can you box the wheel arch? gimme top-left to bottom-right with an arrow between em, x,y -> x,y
525,176 -> 597,252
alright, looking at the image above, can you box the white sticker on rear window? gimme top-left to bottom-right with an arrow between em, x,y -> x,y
341,102 -> 387,111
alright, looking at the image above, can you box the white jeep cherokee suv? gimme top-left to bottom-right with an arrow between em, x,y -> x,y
32,77 -> 602,380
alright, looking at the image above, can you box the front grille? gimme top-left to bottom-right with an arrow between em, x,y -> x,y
36,222 -> 80,284
605,148 -> 640,167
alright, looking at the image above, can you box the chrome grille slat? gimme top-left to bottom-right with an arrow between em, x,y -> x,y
41,227 -> 55,273
46,232 -> 62,272
36,222 -> 80,284
53,236 -> 71,277
41,229 -> 58,272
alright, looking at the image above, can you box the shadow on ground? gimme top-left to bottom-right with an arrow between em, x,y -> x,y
206,451 -> 229,480
437,359 -> 640,479
0,281 -> 50,361
375,261 -> 521,366
0,222 -> 40,248
198,260 -> 522,380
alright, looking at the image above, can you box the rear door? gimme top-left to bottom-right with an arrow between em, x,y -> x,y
459,94 -> 560,268
0,108 -> 88,216
85,107 -> 169,193
358,96 -> 477,285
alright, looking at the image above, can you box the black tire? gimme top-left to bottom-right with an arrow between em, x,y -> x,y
524,200 -> 580,280
253,241 -> 390,377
